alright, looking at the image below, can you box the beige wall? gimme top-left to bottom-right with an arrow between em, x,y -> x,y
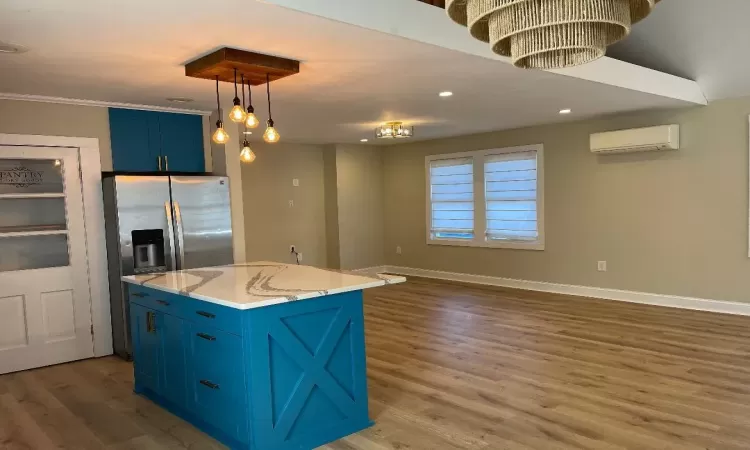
241,142 -> 328,267
0,99 -> 113,168
0,99 -> 212,172
334,145 -> 385,270
384,96 -> 750,303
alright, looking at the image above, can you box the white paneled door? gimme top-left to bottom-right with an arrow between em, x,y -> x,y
0,146 -> 93,374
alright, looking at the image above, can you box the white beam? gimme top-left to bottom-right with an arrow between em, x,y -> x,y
265,0 -> 707,105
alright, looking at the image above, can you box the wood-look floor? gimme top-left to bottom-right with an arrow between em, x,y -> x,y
3,277 -> 750,449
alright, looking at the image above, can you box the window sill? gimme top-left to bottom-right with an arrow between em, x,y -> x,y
427,238 -> 545,251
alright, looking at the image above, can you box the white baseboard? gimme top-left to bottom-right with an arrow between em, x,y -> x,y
352,266 -> 389,276
359,265 -> 750,317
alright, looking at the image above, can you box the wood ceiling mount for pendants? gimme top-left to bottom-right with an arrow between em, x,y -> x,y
185,47 -> 300,86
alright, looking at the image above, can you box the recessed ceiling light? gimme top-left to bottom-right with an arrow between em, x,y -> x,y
166,97 -> 194,103
243,131 -> 253,135
0,42 -> 28,54
439,91 -> 453,97
559,108 -> 572,114
360,139 -> 368,142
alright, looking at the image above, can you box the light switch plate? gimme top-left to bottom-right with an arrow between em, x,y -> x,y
293,179 -> 299,187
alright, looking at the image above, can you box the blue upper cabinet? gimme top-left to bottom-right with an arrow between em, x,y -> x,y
109,108 -> 205,173
109,108 -> 161,172
158,112 -> 205,173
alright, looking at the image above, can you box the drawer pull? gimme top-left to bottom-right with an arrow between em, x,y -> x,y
196,333 -> 216,341
156,300 -> 170,306
146,311 -> 156,334
196,311 -> 216,319
132,292 -> 149,298
199,380 -> 220,390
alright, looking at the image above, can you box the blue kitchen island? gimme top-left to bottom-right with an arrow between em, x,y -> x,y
122,262 -> 404,450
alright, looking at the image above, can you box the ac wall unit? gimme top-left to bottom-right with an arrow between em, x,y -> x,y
590,125 -> 680,154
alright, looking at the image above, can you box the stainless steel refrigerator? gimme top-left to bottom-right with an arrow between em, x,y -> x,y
102,175 -> 234,359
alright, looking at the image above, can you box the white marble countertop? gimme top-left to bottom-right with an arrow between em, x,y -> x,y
121,261 -> 405,310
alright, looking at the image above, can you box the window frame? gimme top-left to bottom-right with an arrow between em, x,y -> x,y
425,144 -> 545,251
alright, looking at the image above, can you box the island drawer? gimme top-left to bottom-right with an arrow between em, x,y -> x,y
128,285 -> 242,335
189,324 -> 248,441
128,284 -> 176,315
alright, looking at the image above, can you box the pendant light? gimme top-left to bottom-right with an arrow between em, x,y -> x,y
263,73 -> 280,143
239,75 -> 256,163
212,76 -> 230,144
229,68 -> 247,123
245,79 -> 260,129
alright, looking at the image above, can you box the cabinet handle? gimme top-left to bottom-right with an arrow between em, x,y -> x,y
157,156 -> 162,171
156,300 -> 170,306
164,155 -> 169,171
196,333 -> 216,341
196,311 -> 216,319
146,311 -> 156,334
199,380 -> 219,390
132,292 -> 149,298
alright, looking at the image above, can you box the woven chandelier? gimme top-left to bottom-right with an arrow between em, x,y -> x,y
446,0 -> 660,70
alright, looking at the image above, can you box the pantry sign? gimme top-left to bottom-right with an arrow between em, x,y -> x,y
0,166 -> 44,188
0,159 -> 63,194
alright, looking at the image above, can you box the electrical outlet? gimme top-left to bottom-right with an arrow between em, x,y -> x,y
290,245 -> 296,253
396,246 -> 402,255
293,178 -> 300,187
288,200 -> 294,207
597,261 -> 607,272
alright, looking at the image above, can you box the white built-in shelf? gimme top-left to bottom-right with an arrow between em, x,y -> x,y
0,193 -> 65,199
0,225 -> 68,238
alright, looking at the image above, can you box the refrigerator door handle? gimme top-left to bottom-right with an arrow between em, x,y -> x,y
174,201 -> 186,269
164,201 -> 177,270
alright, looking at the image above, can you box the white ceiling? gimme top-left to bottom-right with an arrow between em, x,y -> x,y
0,0 -> 710,144
608,0 -> 750,101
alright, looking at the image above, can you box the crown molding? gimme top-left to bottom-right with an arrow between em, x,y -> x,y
0,93 -> 212,115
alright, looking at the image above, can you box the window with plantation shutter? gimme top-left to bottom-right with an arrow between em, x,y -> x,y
426,144 -> 544,250
484,150 -> 538,242
428,157 -> 474,240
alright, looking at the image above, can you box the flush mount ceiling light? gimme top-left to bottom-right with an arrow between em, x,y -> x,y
439,91 -> 453,97
376,122 -> 414,139
360,139 -> 369,142
559,108 -> 572,114
0,42 -> 28,54
445,0 -> 660,69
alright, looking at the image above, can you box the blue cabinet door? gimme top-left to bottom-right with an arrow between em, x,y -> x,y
160,313 -> 188,409
109,108 -> 161,172
158,112 -> 205,173
130,303 -> 161,393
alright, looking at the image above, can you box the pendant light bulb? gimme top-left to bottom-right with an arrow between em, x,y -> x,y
212,76 -> 229,144
229,68 -> 246,123
212,120 -> 230,144
245,111 -> 260,128
263,74 -> 280,143
240,140 -> 256,163
229,102 -> 246,123
244,79 -> 260,128
263,119 -> 280,143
